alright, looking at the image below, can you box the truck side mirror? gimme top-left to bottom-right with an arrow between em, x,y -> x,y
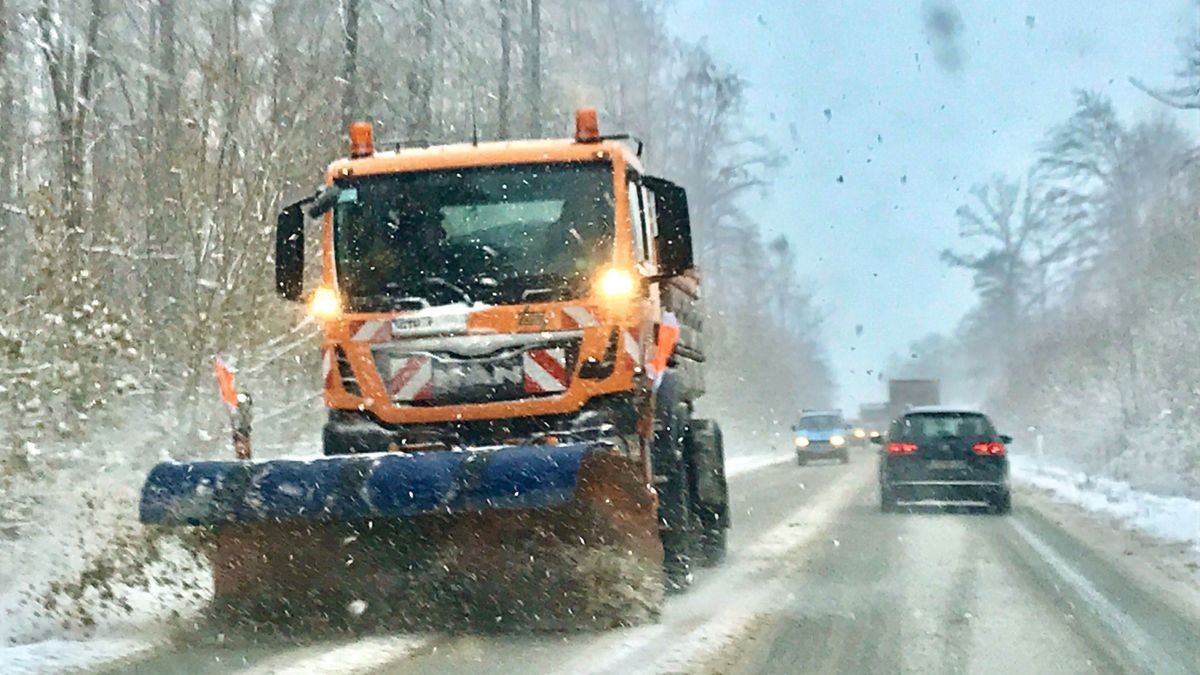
644,176 -> 694,277
275,201 -> 305,302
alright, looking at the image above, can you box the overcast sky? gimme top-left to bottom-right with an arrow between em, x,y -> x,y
667,0 -> 1197,411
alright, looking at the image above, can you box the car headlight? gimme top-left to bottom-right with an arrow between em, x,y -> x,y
830,435 -> 846,447
853,428 -> 866,439
794,437 -> 810,448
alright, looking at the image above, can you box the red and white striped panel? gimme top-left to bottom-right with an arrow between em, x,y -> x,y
351,320 -> 391,343
560,306 -> 599,329
523,348 -> 569,394
622,330 -> 641,368
322,347 -> 336,388
390,356 -> 433,401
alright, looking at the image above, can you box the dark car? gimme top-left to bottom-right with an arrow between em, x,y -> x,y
873,407 -> 1011,513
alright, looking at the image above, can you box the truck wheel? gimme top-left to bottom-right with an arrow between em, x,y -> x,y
688,419 -> 729,567
323,423 -> 357,456
839,449 -> 850,464
796,454 -> 807,466
654,376 -> 699,592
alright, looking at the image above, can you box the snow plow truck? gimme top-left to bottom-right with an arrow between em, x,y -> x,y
138,109 -> 729,627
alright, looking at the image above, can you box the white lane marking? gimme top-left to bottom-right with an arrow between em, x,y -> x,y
1010,519 -> 1184,675
641,469 -> 872,674
0,637 -> 164,675
564,466 -> 872,675
234,635 -> 431,675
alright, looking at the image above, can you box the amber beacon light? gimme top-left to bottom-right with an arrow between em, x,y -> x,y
349,121 -> 375,158
575,107 -> 600,143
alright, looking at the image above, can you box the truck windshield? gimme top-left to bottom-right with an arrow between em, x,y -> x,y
333,161 -> 614,309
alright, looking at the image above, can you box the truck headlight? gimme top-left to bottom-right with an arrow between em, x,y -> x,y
853,428 -> 866,439
596,268 -> 637,300
309,286 -> 342,320
794,437 -> 810,448
830,435 -> 846,447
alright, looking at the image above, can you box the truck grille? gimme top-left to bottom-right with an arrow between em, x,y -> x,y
373,337 -> 580,406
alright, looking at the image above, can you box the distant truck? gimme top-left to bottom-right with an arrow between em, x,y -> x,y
887,379 -> 940,420
857,402 -> 890,436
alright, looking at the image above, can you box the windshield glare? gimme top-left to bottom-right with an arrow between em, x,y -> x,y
334,162 -> 614,308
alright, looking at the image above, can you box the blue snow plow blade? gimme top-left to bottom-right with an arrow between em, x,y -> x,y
139,443 -> 595,527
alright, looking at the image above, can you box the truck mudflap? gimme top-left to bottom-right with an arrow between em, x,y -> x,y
139,443 -> 665,629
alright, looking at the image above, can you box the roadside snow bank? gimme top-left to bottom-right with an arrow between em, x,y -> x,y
1011,455 -> 1200,553
0,418 -> 214,655
1,637 -> 165,674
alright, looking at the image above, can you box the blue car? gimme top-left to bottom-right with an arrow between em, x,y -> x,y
792,411 -> 851,465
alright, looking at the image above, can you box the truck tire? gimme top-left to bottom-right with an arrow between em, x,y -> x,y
688,419 -> 729,567
323,422 -> 363,456
654,375 -> 699,592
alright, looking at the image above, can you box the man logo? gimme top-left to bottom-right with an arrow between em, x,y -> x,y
518,309 -> 547,327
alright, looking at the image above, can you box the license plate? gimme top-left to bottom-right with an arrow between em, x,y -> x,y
928,459 -> 967,470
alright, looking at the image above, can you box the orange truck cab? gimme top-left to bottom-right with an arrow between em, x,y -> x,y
274,109 -> 727,585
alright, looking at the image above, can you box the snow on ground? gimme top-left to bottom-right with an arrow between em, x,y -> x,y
1011,454 -> 1200,553
725,451 -> 792,477
1,637 -> 166,675
0,414 -> 220,672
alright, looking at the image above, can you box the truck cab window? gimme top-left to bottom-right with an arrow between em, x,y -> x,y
627,175 -> 649,262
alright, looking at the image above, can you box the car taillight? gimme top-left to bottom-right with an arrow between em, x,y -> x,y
973,441 -> 1006,456
886,442 -> 918,455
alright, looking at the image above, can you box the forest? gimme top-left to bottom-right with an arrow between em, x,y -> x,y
0,0 -> 832,473
898,47 -> 1200,495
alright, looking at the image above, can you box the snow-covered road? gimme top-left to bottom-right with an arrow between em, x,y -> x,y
5,447 -> 1200,674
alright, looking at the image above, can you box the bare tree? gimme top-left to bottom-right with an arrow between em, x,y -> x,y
498,0 -> 511,138
1130,37 -> 1200,109
342,0 -> 360,126
408,0 -> 435,139
527,0 -> 541,135
941,174 -> 1057,329
34,0 -> 107,253
0,0 -> 12,226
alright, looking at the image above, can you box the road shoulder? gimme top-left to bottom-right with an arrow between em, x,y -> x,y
1015,484 -> 1200,628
